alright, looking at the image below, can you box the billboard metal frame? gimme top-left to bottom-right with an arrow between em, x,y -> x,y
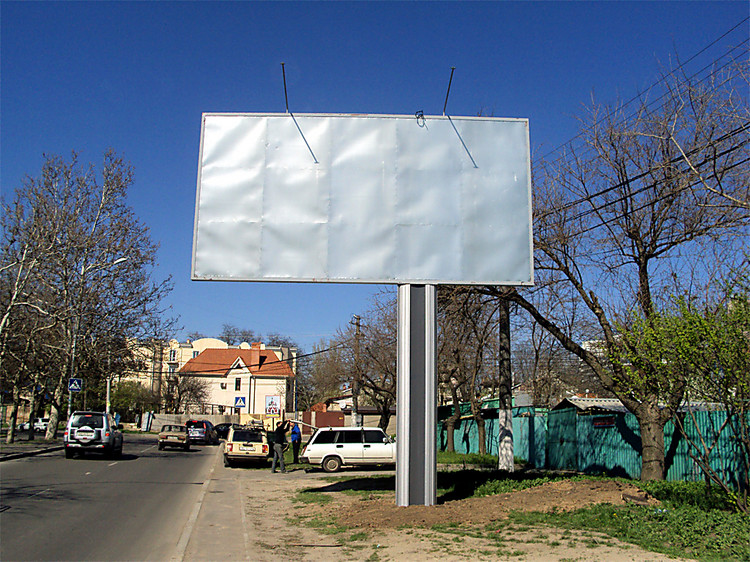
192,112 -> 533,286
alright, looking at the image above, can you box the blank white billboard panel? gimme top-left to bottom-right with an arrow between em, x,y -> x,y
192,113 -> 532,285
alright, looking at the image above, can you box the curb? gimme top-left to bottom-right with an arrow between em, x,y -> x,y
0,446 -> 64,462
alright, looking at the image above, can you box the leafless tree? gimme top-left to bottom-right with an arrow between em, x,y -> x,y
438,286 -> 501,455
219,324 -> 260,346
1,151 -> 175,442
337,290 -> 398,431
488,56 -> 749,480
168,375 -> 211,414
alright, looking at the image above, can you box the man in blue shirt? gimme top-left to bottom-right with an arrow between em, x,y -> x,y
290,422 -> 302,464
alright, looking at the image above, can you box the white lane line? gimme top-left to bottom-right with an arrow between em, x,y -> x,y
28,488 -> 50,498
172,455 -> 216,561
108,462 -> 118,466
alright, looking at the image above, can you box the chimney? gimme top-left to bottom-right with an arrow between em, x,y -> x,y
250,342 -> 261,369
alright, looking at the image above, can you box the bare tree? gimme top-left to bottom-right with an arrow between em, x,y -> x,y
438,286 -> 500,455
1,151 -> 175,442
299,341 -> 349,410
169,375 -> 211,414
337,290 -> 398,431
488,56 -> 749,479
219,324 -> 260,346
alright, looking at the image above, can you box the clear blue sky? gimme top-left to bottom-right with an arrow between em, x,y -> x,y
2,1 -> 748,352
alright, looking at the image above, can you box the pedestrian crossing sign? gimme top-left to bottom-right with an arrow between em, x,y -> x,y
68,378 -> 83,392
234,396 -> 246,408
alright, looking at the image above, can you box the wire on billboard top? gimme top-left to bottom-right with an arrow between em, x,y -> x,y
192,112 -> 533,286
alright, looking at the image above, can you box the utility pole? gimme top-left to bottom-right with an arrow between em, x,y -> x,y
351,315 -> 361,427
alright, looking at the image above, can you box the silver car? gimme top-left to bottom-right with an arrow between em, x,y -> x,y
64,411 -> 123,459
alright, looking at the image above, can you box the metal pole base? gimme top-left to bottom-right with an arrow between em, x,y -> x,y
396,284 -> 437,506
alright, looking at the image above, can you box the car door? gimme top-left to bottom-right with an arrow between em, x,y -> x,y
362,429 -> 394,463
334,430 -> 364,464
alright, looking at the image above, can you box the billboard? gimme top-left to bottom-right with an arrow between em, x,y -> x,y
192,113 -> 532,285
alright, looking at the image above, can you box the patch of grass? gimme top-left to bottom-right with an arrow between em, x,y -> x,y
302,516 -> 349,535
636,479 -> 734,511
293,490 -> 332,505
437,450 -> 498,467
508,502 -> 750,561
349,531 -> 370,542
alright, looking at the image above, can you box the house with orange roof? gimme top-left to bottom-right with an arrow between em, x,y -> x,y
178,341 -> 296,418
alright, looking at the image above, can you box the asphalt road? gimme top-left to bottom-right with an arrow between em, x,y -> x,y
0,433 -> 218,561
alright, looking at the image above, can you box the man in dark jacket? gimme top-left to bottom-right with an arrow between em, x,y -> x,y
271,419 -> 290,473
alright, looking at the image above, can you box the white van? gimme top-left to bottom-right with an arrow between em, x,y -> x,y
300,426 -> 396,472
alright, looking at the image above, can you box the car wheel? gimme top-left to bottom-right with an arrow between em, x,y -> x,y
223,455 -> 231,468
158,443 -> 164,450
115,443 -> 123,459
184,443 -> 190,451
322,456 -> 342,473
65,448 -> 74,459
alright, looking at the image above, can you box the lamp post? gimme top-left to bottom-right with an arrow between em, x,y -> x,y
67,256 -> 128,419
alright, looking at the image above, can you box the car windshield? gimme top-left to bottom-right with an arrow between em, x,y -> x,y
71,414 -> 104,428
232,430 -> 262,443
162,425 -> 185,433
186,421 -> 205,429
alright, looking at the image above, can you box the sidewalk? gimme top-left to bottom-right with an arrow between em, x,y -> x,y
0,432 -> 64,461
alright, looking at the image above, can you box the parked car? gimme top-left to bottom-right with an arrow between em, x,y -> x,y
300,426 -> 396,473
223,423 -> 269,467
158,424 -> 190,451
64,411 -> 123,459
214,422 -> 242,440
185,419 -> 219,445
16,418 -> 50,432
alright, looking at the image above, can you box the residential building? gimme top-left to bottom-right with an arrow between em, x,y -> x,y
178,341 -> 296,417
124,337 -> 297,414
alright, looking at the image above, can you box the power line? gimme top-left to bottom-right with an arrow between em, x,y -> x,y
550,129 -> 750,230
537,18 -> 749,163
536,120 -> 750,225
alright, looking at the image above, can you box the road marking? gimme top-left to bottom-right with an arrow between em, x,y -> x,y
28,488 -> 50,498
108,462 -> 118,466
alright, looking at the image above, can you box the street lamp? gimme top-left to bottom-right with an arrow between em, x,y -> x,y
68,256 -> 129,419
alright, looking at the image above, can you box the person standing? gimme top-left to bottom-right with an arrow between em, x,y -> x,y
271,419 -> 290,473
290,422 -> 302,464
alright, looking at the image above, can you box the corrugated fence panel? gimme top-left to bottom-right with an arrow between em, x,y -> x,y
577,413 -> 642,478
513,408 -> 547,468
547,409 -> 577,470
666,411 -> 748,491
438,405 -> 745,490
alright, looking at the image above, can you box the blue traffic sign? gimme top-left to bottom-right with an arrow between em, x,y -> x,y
68,378 -> 83,392
234,396 -> 246,408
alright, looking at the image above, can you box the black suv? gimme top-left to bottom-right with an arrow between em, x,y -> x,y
64,411 -> 124,459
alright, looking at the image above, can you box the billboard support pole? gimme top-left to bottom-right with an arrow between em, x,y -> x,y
396,284 -> 437,506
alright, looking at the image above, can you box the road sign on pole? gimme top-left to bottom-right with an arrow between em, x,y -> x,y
68,378 -> 83,392
234,396 -> 246,409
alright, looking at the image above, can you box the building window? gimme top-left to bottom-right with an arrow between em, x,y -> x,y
220,383 -> 227,390
169,349 -> 177,362
235,378 -> 241,391
193,351 -> 199,358
168,365 -> 176,375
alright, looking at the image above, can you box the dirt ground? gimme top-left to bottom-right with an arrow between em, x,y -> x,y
241,470 -> 689,562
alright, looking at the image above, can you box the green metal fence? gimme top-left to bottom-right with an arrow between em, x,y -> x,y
437,403 -> 747,489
